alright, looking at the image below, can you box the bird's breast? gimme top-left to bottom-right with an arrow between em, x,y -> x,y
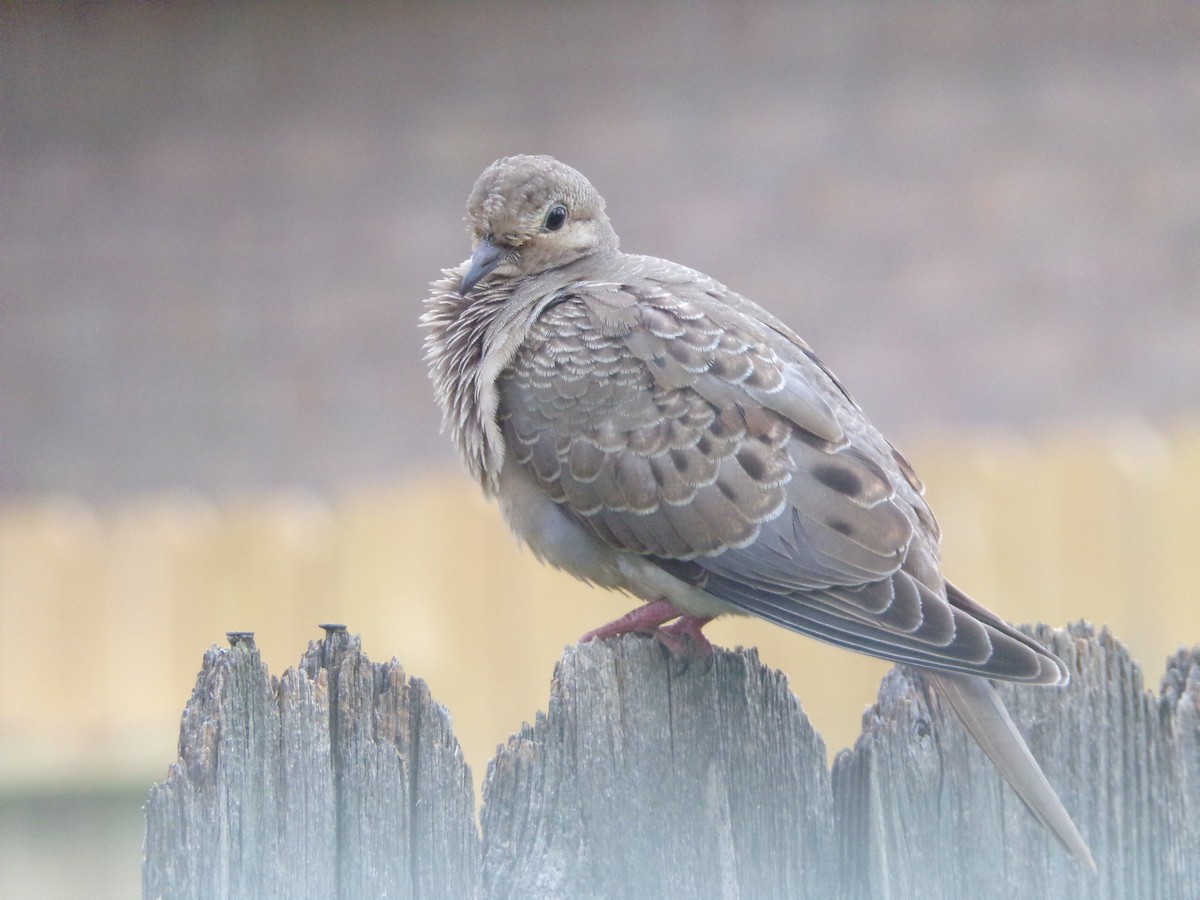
495,458 -> 626,590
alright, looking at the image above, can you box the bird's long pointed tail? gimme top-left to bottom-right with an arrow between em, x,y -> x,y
927,671 -> 1096,869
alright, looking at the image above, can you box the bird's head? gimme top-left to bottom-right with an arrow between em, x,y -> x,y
458,155 -> 619,296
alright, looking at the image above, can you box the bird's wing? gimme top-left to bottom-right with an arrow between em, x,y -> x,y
498,274 -> 1064,684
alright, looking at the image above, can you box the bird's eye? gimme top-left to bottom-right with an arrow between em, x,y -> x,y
544,204 -> 568,232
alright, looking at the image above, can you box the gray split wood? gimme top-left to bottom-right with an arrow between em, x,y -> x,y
144,622 -> 1200,899
142,626 -> 480,900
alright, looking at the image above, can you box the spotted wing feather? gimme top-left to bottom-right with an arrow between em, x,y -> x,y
498,273 -> 1064,684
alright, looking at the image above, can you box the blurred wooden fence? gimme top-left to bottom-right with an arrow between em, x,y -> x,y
143,625 -> 1200,899
2,424 -> 1199,790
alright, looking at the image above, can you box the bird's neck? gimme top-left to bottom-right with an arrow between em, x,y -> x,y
423,273 -> 559,492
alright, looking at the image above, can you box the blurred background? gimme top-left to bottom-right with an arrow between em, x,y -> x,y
2,3 -> 1198,896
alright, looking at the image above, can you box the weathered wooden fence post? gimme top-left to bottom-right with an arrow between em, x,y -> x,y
143,626 -> 480,900
481,636 -> 835,898
833,623 -> 1200,899
144,623 -> 1200,899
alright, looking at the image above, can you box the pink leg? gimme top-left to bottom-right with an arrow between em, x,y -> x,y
580,598 -> 680,643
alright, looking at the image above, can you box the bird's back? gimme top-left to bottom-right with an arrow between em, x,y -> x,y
496,263 -> 1066,685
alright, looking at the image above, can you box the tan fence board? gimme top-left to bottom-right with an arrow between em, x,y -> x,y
2,425 -> 1198,791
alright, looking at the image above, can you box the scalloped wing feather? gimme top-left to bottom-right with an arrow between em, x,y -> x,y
496,271 -> 1063,683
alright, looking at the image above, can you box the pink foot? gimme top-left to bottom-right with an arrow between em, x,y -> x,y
580,598 -> 680,643
655,615 -> 715,659
580,601 -> 716,662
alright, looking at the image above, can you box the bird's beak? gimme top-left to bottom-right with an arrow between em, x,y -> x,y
459,238 -> 507,296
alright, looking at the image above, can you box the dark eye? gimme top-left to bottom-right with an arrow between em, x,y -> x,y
544,204 -> 568,231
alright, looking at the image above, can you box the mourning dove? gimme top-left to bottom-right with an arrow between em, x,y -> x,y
422,154 -> 1094,868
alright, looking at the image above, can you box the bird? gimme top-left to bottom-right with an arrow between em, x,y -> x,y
422,154 -> 1095,868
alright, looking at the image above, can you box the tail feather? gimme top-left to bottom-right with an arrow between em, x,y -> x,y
927,670 -> 1096,870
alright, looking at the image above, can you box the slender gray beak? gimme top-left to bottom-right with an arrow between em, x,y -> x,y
459,238 -> 507,296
